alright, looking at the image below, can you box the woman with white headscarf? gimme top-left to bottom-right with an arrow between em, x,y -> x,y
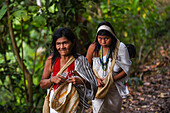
86,21 -> 132,113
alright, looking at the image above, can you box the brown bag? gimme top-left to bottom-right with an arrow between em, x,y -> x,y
42,56 -> 75,113
94,40 -> 120,99
43,84 -> 54,113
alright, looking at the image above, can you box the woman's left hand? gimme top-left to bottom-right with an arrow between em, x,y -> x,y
66,76 -> 84,85
66,71 -> 84,85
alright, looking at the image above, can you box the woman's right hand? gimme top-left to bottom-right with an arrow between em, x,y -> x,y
96,78 -> 105,87
51,75 -> 66,84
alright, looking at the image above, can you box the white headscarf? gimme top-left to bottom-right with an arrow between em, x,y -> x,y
97,25 -> 118,40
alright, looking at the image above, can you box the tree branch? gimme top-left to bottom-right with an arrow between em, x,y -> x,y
5,0 -> 33,106
21,18 -> 29,102
32,29 -> 42,75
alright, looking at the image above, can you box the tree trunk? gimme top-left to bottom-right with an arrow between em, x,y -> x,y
5,0 -> 33,110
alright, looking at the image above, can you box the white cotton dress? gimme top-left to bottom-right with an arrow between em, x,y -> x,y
92,42 -> 132,113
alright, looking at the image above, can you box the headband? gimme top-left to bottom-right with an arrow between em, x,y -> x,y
97,25 -> 118,39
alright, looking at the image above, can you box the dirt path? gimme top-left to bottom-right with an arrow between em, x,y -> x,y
121,73 -> 169,112
121,49 -> 170,112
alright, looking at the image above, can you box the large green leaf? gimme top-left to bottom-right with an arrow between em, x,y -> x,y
32,16 -> 46,27
0,5 -> 7,20
28,6 -> 40,13
13,10 -> 27,19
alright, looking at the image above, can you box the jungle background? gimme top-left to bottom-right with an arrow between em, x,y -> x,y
0,0 -> 169,113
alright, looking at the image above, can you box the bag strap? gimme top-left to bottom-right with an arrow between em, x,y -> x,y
109,40 -> 120,72
94,40 -> 120,78
47,56 -> 76,97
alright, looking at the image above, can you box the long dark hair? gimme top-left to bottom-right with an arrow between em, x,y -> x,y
51,27 -> 78,66
94,21 -> 118,58
126,44 -> 136,58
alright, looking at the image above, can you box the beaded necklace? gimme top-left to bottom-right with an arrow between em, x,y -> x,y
99,46 -> 110,71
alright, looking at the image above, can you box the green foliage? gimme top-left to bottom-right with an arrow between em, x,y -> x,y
0,0 -> 169,112
128,77 -> 143,86
28,6 -> 40,13
0,5 -> 7,20
32,16 -> 46,27
13,10 -> 27,19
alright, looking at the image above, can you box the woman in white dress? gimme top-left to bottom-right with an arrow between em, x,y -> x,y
86,22 -> 132,113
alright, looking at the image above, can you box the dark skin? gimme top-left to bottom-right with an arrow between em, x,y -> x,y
40,37 -> 90,89
86,35 -> 127,87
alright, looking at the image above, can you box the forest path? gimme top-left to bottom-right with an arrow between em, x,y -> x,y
121,45 -> 170,113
